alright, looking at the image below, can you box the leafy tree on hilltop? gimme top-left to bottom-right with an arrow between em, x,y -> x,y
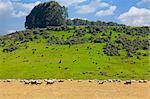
25,1 -> 68,29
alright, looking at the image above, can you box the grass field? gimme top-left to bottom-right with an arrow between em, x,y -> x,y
0,26 -> 149,80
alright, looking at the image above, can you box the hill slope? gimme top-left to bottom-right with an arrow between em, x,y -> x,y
0,26 -> 149,80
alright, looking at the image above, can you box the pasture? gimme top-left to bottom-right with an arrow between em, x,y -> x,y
0,26 -> 149,80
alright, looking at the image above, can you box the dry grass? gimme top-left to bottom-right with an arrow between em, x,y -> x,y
0,80 -> 149,99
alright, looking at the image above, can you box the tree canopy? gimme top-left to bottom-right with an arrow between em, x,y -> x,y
25,1 -> 68,29
66,19 -> 125,26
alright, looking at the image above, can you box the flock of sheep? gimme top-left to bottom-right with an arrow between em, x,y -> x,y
0,79 -> 148,85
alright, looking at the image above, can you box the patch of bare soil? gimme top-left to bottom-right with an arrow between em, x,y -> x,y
0,80 -> 149,99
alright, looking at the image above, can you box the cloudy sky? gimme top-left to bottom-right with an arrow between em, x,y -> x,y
0,0 -> 150,35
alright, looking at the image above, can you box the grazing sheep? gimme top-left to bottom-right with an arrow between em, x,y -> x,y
112,79 -> 117,82
98,81 -> 104,85
139,80 -> 147,83
7,79 -> 12,82
143,80 -> 148,83
68,79 -> 73,81
24,80 -> 30,84
107,79 -> 113,83
131,80 -> 136,83
116,79 -> 122,83
20,80 -> 25,83
36,81 -> 42,85
139,80 -> 144,83
31,80 -> 37,85
124,80 -> 132,85
94,79 -> 99,82
4,79 -> 12,82
103,80 -> 107,83
46,80 -> 54,85
57,79 -> 64,82
77,80 -> 82,82
88,80 -> 92,83
44,79 -> 48,82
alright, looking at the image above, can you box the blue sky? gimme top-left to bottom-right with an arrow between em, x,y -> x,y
0,0 -> 150,35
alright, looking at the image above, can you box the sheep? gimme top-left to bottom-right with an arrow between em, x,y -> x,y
46,80 -> 54,85
139,80 -> 147,83
36,81 -> 42,85
124,80 -> 132,85
88,80 -> 92,83
98,81 -> 104,85
112,79 -> 118,82
57,79 -> 64,83
107,79 -> 113,83
77,80 -> 82,82
3,79 -> 12,82
68,79 -> 73,81
6,79 -> 12,82
143,80 -> 148,83
131,80 -> 136,83
24,80 -> 30,84
20,80 -> 25,83
116,79 -> 122,83
139,80 -> 144,83
31,80 -> 37,85
44,79 -> 48,82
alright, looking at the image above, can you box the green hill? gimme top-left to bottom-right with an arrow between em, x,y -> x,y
0,26 -> 149,80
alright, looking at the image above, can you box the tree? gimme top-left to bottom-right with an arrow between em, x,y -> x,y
25,1 -> 68,29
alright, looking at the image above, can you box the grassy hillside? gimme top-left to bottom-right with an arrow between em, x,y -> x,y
0,26 -> 149,80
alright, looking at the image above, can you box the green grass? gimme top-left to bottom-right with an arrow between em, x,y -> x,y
0,27 -> 149,80
0,41 -> 149,80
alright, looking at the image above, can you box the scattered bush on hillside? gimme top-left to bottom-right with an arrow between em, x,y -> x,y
46,26 -> 70,31
94,37 -> 109,43
113,26 -> 150,36
115,36 -> 149,56
3,45 -> 19,52
0,39 -> 5,47
103,43 -> 120,56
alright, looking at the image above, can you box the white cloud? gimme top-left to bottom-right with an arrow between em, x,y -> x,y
141,0 -> 150,3
13,1 -> 41,12
76,0 -> 117,15
76,0 -> 109,14
137,0 -> 150,7
95,6 -> 117,16
12,11 -> 28,18
0,0 -> 13,18
118,6 -> 150,26
70,17 -> 87,20
7,30 -> 16,34
137,0 -> 150,4
0,0 -> 40,18
0,0 -> 41,34
12,1 -> 41,17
